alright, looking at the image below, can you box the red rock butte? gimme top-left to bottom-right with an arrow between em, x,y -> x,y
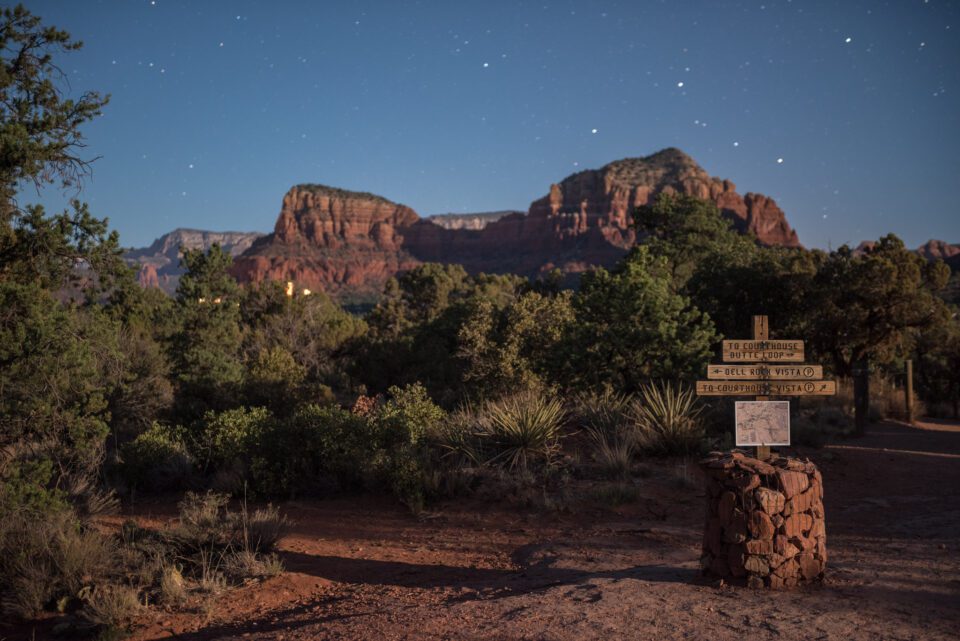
230,148 -> 801,299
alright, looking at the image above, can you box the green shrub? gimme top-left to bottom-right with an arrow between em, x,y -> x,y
243,346 -> 306,414
200,406 -> 273,472
629,382 -> 704,456
121,422 -> 194,492
250,404 -> 370,497
477,392 -> 566,472
0,458 -> 68,516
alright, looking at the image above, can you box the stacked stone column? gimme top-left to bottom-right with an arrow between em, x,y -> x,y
699,451 -> 826,588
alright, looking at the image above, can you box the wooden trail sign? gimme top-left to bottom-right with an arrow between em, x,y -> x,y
706,364 -> 823,380
722,339 -> 804,362
696,315 -> 835,460
696,380 -> 836,396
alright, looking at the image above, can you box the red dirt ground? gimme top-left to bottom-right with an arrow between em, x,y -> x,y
11,419 -> 960,640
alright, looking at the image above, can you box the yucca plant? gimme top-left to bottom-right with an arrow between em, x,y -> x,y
478,392 -> 566,473
629,381 -> 704,456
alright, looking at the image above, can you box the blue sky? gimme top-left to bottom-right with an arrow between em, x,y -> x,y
20,0 -> 960,249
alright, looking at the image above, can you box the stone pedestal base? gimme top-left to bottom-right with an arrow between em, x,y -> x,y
699,451 -> 826,589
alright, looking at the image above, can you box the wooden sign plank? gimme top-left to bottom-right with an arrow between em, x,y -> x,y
696,380 -> 836,396
723,340 -> 804,351
706,364 -> 824,380
722,348 -> 804,363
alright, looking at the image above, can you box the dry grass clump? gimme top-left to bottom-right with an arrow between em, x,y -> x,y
575,390 -> 636,479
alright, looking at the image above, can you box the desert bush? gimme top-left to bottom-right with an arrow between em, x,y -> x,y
250,404 -> 370,497
477,391 -> 566,472
121,422 -> 194,492
0,509 -> 117,620
629,382 -> 704,456
78,583 -> 142,632
167,491 -> 288,589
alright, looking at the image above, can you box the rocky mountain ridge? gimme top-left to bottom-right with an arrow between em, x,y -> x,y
229,149 -> 802,299
125,228 -> 264,293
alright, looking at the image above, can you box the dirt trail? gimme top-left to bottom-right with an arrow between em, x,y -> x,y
40,420 -> 960,640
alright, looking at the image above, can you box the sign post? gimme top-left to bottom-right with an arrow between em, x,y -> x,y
696,315 -> 835,460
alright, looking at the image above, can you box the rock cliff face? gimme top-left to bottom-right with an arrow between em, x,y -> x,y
125,228 -> 264,294
230,185 -> 422,300
231,149 -> 802,298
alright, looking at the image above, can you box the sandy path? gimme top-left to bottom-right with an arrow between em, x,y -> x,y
40,420 -> 960,640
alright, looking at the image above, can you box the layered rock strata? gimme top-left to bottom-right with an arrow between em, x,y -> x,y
231,149 -> 802,299
699,451 -> 826,589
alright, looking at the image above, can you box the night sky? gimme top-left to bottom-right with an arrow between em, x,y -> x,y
20,0 -> 960,250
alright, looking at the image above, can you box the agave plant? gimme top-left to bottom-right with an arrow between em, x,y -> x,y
478,392 -> 566,473
629,381 -> 704,456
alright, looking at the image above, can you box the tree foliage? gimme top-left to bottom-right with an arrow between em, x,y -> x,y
566,246 -> 717,392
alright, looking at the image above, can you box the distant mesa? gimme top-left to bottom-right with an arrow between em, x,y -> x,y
229,148 -> 802,300
426,211 -> 521,231
125,228 -> 264,294
916,239 -> 960,270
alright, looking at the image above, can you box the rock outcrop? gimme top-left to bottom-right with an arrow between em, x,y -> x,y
230,185 -> 422,300
231,149 -> 802,299
125,228 -> 264,294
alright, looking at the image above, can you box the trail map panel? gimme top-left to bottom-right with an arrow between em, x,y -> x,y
706,364 -> 823,380
735,401 -> 790,446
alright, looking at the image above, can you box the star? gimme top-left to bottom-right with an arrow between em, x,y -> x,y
677,81 -> 684,87
777,158 -> 784,164
844,37 -> 852,43
591,128 -> 598,134
482,62 -> 489,68
188,164 -> 194,169
733,141 -> 740,147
